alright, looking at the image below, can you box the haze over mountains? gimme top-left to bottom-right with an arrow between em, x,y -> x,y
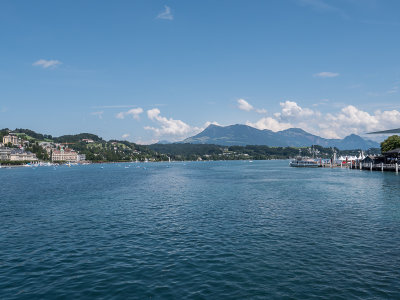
182,124 -> 379,150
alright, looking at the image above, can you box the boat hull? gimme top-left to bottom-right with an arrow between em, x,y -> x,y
289,162 -> 319,168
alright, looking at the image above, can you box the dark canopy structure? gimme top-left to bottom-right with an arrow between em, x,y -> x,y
385,148 -> 400,155
383,148 -> 400,164
367,128 -> 400,134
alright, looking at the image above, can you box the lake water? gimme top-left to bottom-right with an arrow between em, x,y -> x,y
1,160 -> 400,299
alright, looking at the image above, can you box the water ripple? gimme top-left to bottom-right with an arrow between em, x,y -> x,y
1,161 -> 400,299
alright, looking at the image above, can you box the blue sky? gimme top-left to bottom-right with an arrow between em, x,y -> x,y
1,0 -> 400,143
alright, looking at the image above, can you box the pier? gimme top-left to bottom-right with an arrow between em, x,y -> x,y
350,162 -> 399,173
318,161 -> 399,173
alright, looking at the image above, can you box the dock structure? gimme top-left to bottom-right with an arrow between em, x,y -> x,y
294,147 -> 400,173
338,148 -> 400,173
350,161 -> 399,173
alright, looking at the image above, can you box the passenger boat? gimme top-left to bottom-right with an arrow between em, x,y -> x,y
289,157 -> 320,168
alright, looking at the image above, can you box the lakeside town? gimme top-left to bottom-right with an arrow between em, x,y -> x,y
0,128 -> 399,172
1,133 -> 86,165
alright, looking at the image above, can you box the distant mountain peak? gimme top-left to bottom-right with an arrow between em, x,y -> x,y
280,128 -> 308,134
206,124 -> 221,128
182,124 -> 379,150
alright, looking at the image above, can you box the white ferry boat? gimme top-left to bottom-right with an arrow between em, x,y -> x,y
289,157 -> 320,168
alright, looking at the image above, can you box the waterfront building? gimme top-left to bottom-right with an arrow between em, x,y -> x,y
383,148 -> 400,164
39,142 -> 54,155
3,134 -> 19,146
0,148 -> 12,160
0,147 -> 38,161
52,148 -> 78,162
77,154 -> 86,161
361,156 -> 375,164
9,149 -> 38,161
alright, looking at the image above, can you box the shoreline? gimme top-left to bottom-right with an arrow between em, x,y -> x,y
0,159 -> 291,169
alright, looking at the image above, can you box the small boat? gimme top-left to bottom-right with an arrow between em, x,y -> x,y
289,157 -> 319,168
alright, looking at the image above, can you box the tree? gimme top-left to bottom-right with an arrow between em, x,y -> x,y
381,135 -> 400,153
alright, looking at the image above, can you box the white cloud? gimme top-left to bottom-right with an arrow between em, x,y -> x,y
204,121 -> 221,127
237,98 -> 267,114
279,100 -> 316,120
145,108 -> 195,137
134,138 -> 160,145
91,111 -> 104,119
256,108 -> 267,114
147,108 -> 161,120
143,109 -> 219,141
122,134 -> 130,139
314,72 -> 339,78
33,59 -> 62,69
116,108 -> 144,120
247,117 -> 292,132
237,99 -> 254,111
156,5 -> 173,20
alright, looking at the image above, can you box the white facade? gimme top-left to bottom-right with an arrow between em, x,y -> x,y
52,149 -> 78,162
3,135 -> 19,145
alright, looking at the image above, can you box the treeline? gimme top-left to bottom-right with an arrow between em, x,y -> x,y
150,144 -> 324,160
1,128 -> 166,162
0,129 -> 10,140
25,142 -> 50,160
71,140 -> 165,162
1,128 -> 382,162
13,128 -> 53,140
53,133 -> 103,143
2,128 -> 103,143
149,144 -> 381,161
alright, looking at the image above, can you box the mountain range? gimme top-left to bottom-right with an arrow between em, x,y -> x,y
182,124 -> 380,150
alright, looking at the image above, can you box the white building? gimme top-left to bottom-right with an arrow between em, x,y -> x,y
77,154 -> 86,161
52,148 -> 78,162
3,134 -> 19,146
0,148 -> 12,160
9,149 -> 38,161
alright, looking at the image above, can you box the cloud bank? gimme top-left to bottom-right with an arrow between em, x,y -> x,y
247,101 -> 400,139
144,108 -> 219,141
145,108 -> 195,137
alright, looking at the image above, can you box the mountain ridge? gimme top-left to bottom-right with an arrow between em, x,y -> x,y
182,124 -> 379,150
